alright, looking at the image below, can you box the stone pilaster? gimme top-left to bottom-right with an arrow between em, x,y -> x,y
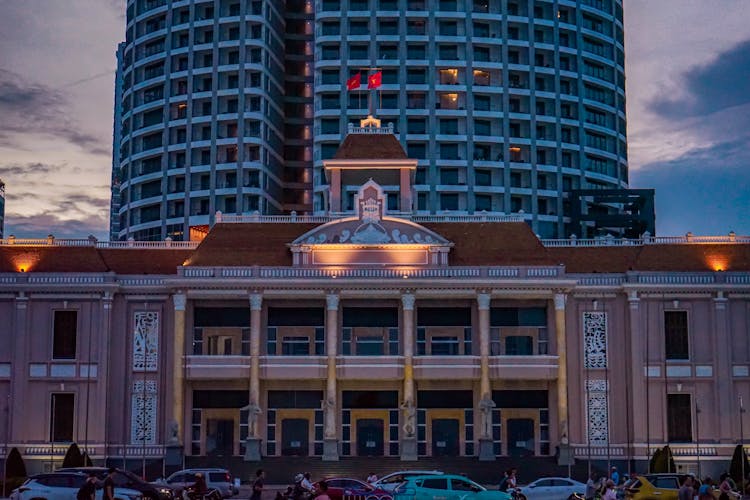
166,293 -> 186,465
401,293 -> 417,460
477,293 -> 495,460
627,291 -> 646,451
554,292 -> 573,465
714,291 -> 733,442
10,293 -> 28,442
323,293 -> 339,460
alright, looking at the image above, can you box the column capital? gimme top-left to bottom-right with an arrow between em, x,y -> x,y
477,293 -> 491,310
628,290 -> 640,309
401,293 -> 416,311
714,291 -> 728,309
553,292 -> 567,311
326,293 -> 339,311
15,292 -> 28,309
249,293 -> 263,311
173,293 -> 186,311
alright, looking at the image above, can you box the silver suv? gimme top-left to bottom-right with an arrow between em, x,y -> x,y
165,469 -> 236,499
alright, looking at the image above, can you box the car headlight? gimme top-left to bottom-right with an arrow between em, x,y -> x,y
158,488 -> 172,495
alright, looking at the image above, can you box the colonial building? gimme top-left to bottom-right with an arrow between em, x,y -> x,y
2,125 -> 749,478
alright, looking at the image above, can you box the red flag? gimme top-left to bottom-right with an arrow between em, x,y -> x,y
346,73 -> 361,91
367,71 -> 382,89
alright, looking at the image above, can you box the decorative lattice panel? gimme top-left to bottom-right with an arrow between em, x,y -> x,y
586,379 -> 609,445
131,380 -> 157,445
133,312 -> 159,371
583,312 -> 607,368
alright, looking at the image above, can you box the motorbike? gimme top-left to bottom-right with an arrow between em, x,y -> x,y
182,485 -> 222,500
275,474 -> 314,500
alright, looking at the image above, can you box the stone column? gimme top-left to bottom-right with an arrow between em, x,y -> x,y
401,293 -> 417,460
323,293 -> 339,460
166,293 -> 186,465
554,292 -> 573,466
245,293 -> 263,460
714,291 -> 733,442
477,293 -> 495,460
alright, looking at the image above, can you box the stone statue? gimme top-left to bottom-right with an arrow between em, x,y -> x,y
322,398 -> 336,439
248,402 -> 262,437
478,395 -> 496,439
401,399 -> 416,437
167,420 -> 180,445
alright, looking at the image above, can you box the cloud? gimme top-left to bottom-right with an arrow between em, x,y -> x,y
650,38 -> 750,119
0,69 -> 110,156
631,138 -> 750,236
0,162 -> 59,177
3,211 -> 109,240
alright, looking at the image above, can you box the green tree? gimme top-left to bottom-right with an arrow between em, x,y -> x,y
4,447 -> 28,493
729,444 -> 750,484
649,447 -> 663,473
62,442 -> 85,468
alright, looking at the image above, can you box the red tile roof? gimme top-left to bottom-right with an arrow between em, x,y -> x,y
1,223 -> 749,274
0,247 -> 190,274
332,133 -> 408,160
185,222 -> 319,267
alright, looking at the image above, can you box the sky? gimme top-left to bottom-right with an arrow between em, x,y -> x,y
0,0 -> 748,239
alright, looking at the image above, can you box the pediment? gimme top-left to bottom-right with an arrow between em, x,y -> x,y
289,180 -> 452,267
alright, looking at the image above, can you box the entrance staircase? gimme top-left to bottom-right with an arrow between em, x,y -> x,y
185,456 -> 592,485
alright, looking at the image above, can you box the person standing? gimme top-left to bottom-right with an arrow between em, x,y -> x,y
498,470 -> 510,492
366,473 -> 378,484
585,473 -> 599,500
602,480 -> 617,500
77,473 -> 97,500
678,476 -> 694,500
316,482 -> 331,500
610,467 -> 619,486
103,468 -> 117,500
719,473 -> 732,500
251,469 -> 265,500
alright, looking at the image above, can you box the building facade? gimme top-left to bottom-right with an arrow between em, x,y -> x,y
112,0 -> 627,241
2,191 -> 749,478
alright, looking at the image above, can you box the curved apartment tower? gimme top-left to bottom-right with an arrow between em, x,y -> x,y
313,0 -> 627,237
114,0 -> 312,241
113,0 -> 626,240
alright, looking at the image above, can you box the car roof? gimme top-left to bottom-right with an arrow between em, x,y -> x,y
404,474 -> 468,481
33,472 -> 88,478
380,471 -> 442,477
179,468 -> 228,472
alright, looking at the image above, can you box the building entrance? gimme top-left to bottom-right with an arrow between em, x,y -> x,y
281,418 -> 310,456
205,419 -> 234,456
356,419 -> 384,456
507,418 -> 535,457
431,418 -> 459,456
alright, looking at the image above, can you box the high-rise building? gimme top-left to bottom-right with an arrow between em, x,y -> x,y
0,178 -> 5,239
112,0 -> 627,240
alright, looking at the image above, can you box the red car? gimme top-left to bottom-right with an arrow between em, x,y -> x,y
313,478 -> 391,500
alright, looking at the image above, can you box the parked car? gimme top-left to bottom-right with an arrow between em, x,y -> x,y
519,477 -> 586,500
57,467 -> 176,500
394,474 -> 513,500
372,470 -> 443,492
10,472 -> 143,500
165,469 -> 235,498
313,477 -> 391,500
624,474 -> 726,500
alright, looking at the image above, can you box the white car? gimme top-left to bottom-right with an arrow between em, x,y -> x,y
11,472 -> 143,500
372,470 -> 443,492
519,477 -> 586,500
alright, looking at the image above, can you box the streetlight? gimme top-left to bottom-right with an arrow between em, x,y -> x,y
741,397 -> 746,491
695,403 -> 701,479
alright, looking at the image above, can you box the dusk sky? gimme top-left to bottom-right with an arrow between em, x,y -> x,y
0,0 -> 748,239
